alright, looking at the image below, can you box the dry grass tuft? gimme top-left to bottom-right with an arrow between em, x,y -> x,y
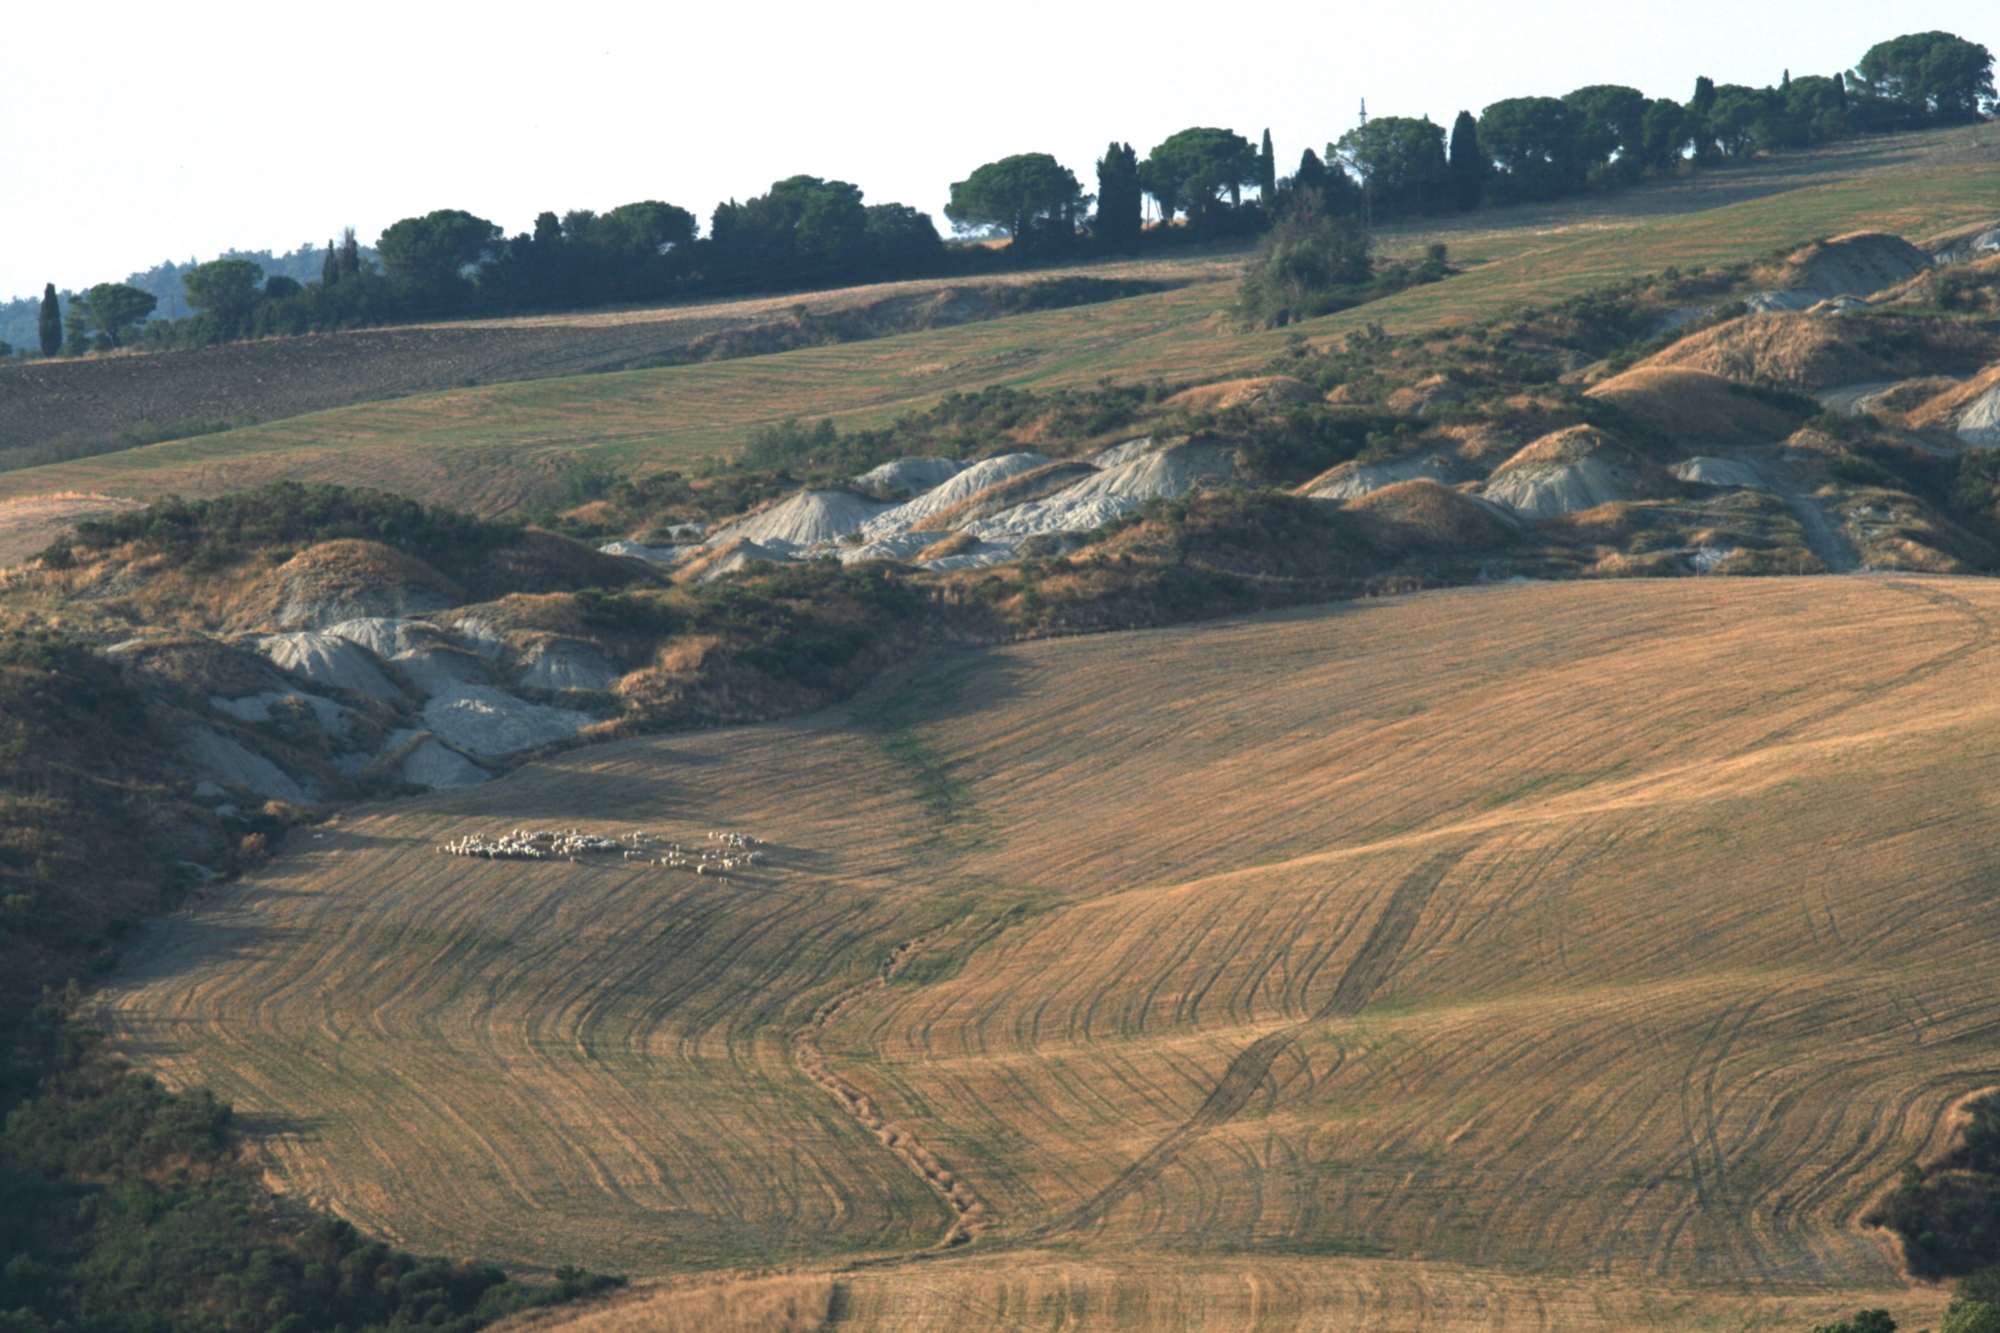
1586,365 -> 1804,445
1901,361 -> 2000,430
223,539 -> 463,631
1748,230 -> 1933,300
1161,376 -> 1317,412
1639,312 -> 1888,391
1343,478 -> 1519,552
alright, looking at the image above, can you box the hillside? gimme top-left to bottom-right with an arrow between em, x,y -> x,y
1,124 -> 1995,523
98,576 -> 2000,1330
0,261 -> 1219,470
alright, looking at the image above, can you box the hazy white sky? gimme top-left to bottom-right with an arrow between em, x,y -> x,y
3,0 -> 1994,301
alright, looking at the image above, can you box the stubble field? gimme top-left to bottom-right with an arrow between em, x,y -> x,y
104,574 -> 2000,1329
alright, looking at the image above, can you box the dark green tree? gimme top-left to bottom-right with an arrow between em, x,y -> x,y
946,153 -> 1085,252
710,176 -> 916,287
1447,111 -> 1486,211
1640,98 -> 1689,171
1256,128 -> 1277,204
1563,85 -> 1648,183
1689,77 -> 1721,160
1094,142 -> 1143,248
1705,84 -> 1780,155
37,283 -> 61,357
337,227 -> 362,279
183,258 -> 265,337
375,210 -> 499,308
1333,116 -> 1448,220
1236,194 -> 1373,327
864,202 -> 942,272
1142,127 -> 1258,234
1293,147 -> 1330,199
598,200 -> 698,257
1479,97 -> 1583,201
1855,31 -> 1996,124
321,238 -> 339,285
1782,74 -> 1851,143
73,283 -> 157,349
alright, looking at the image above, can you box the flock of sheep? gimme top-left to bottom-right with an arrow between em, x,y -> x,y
437,827 -> 766,875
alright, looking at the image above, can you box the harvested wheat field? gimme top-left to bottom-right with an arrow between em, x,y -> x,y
105,576 -> 2000,1329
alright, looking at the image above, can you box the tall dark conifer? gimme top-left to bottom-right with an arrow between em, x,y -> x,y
37,283 -> 61,357
1257,129 -> 1277,204
338,228 -> 361,279
1447,110 -> 1486,212
1094,142 -> 1143,249
1293,148 -> 1329,200
322,240 -> 340,285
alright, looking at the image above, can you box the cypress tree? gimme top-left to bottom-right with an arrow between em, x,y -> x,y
37,283 -> 61,357
337,228 -> 360,279
322,239 -> 339,285
1293,148 -> 1329,201
1690,77 -> 1719,161
1094,142 -> 1143,249
1447,111 -> 1486,213
1257,129 -> 1277,204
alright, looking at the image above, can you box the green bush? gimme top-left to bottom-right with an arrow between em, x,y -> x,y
61,481 -> 518,571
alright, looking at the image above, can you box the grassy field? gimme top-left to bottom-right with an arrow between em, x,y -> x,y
3,124 -> 1995,518
103,575 -> 2000,1329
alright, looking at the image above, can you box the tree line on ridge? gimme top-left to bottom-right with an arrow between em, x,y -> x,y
10,29 -> 1991,360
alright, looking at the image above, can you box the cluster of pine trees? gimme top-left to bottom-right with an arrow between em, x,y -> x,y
15,29 -> 1991,359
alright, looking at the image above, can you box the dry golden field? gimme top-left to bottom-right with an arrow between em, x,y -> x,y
106,575 -> 2000,1329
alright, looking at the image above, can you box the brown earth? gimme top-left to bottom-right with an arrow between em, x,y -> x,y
1586,365 -> 1806,445
0,259 -> 1226,470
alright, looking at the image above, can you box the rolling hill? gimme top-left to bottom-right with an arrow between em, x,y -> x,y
101,575 -> 2000,1330
1,123 -> 1995,527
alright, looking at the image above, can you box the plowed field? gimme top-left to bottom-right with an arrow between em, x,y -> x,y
107,576 -> 2000,1329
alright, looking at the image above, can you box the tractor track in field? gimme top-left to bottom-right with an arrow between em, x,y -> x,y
1029,845 -> 1472,1241
794,931 -> 994,1249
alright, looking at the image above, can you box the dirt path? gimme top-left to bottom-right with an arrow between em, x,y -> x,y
1740,452 -> 1861,573
794,933 -> 992,1247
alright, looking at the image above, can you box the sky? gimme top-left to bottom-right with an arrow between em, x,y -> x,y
3,0 -> 1995,302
